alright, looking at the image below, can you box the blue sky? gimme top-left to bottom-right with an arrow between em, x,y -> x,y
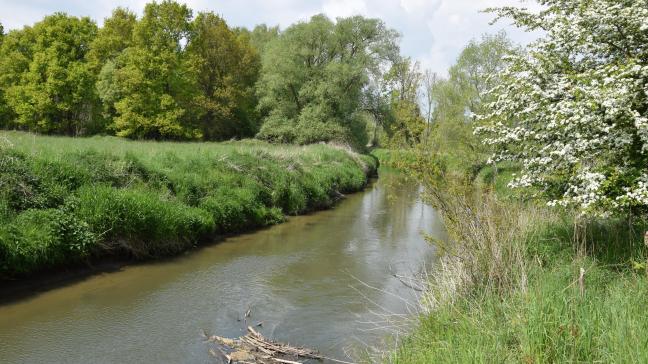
0,0 -> 542,75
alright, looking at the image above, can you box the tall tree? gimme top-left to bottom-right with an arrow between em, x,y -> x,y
0,22 -> 8,125
104,0 -> 199,139
422,70 -> 437,125
87,7 -> 137,73
187,12 -> 260,139
256,14 -> 399,149
0,14 -> 99,135
90,8 -> 137,127
362,74 -> 393,147
384,57 -> 426,146
422,69 -> 438,140
387,57 -> 422,103
236,24 -> 280,56
425,32 -> 515,171
450,31 -> 514,116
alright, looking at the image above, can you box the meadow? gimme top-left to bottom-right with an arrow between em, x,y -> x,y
0,131 -> 376,277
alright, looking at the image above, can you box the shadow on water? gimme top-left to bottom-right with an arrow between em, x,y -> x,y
0,168 -> 446,363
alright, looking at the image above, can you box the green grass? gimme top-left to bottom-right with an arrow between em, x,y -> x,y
0,131 -> 377,277
392,216 -> 648,363
373,150 -> 648,364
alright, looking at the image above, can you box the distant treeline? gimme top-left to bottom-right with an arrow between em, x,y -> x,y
0,1 -> 427,149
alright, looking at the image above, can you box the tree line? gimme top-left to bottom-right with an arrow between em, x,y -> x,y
0,0 -> 434,150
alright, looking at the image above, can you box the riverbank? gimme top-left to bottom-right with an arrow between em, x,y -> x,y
0,131 -> 377,279
0,166 -> 437,363
374,151 -> 648,363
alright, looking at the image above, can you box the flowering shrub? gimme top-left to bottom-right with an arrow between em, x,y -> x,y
477,0 -> 648,216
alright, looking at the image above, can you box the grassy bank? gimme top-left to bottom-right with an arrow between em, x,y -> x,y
0,131 -> 376,278
377,153 -> 648,363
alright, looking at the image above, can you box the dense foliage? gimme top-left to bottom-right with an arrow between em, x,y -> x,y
255,15 -> 399,149
0,14 -> 99,134
95,2 -> 261,140
478,0 -> 648,216
0,2 -> 414,149
0,131 -> 376,277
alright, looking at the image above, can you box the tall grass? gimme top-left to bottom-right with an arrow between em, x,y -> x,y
0,131 -> 377,277
379,151 -> 648,363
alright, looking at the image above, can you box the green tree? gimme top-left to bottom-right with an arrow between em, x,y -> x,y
256,14 -> 399,149
89,8 -> 137,129
362,76 -> 393,147
0,28 -> 32,127
384,57 -> 426,147
0,14 -> 99,135
187,12 -> 260,139
421,69 -> 438,140
427,32 -> 516,172
105,1 -> 200,139
235,24 -> 280,55
87,8 -> 137,74
451,31 -> 514,116
0,21 -> 9,126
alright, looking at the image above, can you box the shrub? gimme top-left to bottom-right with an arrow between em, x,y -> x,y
0,209 -> 95,274
255,114 -> 298,144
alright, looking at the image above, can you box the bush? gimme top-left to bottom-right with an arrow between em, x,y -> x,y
255,114 -> 298,144
0,149 -> 49,211
293,114 -> 352,146
0,209 -> 95,274
256,112 -> 367,151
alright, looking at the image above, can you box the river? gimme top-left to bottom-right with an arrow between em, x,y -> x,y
0,169 -> 446,363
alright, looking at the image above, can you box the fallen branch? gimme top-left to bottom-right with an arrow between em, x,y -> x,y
205,326 -> 356,364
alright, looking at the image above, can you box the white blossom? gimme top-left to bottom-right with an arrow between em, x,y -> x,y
480,0 -> 648,216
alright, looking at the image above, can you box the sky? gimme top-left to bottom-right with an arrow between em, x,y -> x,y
0,0 -> 542,76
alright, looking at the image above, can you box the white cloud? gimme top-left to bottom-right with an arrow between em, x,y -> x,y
399,0 -> 441,18
416,0 -> 543,75
0,0 -> 543,75
321,0 -> 368,18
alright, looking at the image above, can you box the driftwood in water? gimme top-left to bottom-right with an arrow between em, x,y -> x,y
205,326 -> 324,364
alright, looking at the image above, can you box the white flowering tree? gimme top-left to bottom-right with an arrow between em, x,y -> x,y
477,0 -> 648,216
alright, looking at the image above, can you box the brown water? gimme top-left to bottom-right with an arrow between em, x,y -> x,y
0,169 -> 445,363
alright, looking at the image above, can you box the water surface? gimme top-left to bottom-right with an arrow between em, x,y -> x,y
0,169 -> 445,363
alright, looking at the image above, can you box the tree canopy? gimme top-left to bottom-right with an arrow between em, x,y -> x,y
255,14 -> 400,149
0,1 -> 414,149
419,32 -> 516,171
188,12 -> 260,140
0,14 -> 99,134
104,1 -> 198,139
478,0 -> 648,216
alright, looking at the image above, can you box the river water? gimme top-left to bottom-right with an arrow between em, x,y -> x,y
0,169 -> 445,363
